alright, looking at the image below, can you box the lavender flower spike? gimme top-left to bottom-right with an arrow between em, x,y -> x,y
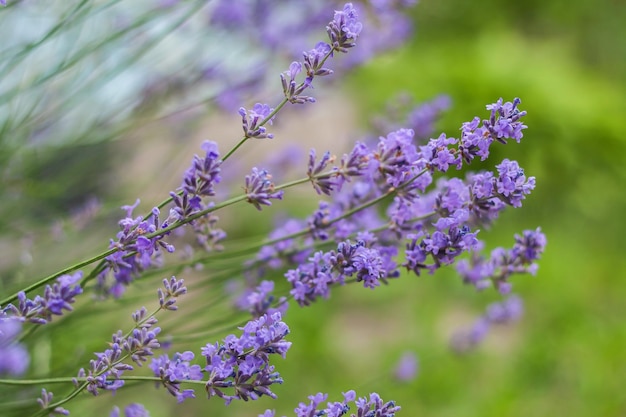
327,3 -> 363,52
245,168 -> 284,210
261,390 -> 400,417
307,149 -> 338,195
239,103 -> 275,139
3,271 -> 83,325
181,140 -> 222,197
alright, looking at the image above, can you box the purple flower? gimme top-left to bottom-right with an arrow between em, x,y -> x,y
451,295 -> 524,352
37,389 -> 69,416
327,3 -> 363,52
484,97 -> 527,143
303,42 -> 334,86
286,240 -> 398,306
307,201 -> 339,241
202,313 -> 291,405
239,103 -> 275,139
181,140 -> 222,197
294,392 -> 328,417
355,392 -> 401,417
511,227 -> 547,263
110,403 -> 150,417
486,295 -> 524,323
394,351 -> 419,382
336,141 -> 371,188
99,203 -> 174,297
245,168 -> 284,210
281,61 -> 316,104
494,159 -> 535,207
457,98 -> 527,164
419,133 -> 461,172
404,225 -> 479,275
288,390 -> 399,417
74,278 -> 180,396
150,352 -> 202,403
157,276 -> 187,311
0,317 -> 30,376
307,149 -> 338,195
456,228 -> 546,292
3,272 -> 83,324
373,128 -> 419,186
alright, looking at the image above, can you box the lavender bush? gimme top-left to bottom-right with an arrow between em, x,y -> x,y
0,2 -> 545,416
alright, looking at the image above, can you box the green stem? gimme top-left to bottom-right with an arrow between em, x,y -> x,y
0,248 -> 116,306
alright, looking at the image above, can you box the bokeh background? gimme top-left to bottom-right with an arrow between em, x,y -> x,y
1,0 -> 625,416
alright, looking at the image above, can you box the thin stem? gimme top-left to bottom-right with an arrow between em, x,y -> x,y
36,302 -> 167,415
0,248 -> 116,306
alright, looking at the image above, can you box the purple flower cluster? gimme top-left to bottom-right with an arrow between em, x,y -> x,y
404,223 -> 479,275
245,168 -> 284,210
150,351 -> 201,403
240,103 -> 276,139
451,295 -> 524,353
237,98 -> 537,313
0,3 -> 546,415
175,141 -> 227,251
457,228 -> 546,293
260,390 -> 400,417
202,312 -> 291,404
180,140 -> 222,199
2,271 -> 83,325
286,239 -> 399,306
456,98 -> 527,165
149,313 -> 291,405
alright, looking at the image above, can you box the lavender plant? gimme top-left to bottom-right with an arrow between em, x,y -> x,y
0,2 -> 545,416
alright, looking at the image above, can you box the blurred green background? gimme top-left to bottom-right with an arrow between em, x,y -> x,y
2,0 -> 626,416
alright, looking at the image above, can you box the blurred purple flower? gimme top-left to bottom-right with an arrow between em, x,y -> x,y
0,317 -> 29,376
394,351 -> 418,382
